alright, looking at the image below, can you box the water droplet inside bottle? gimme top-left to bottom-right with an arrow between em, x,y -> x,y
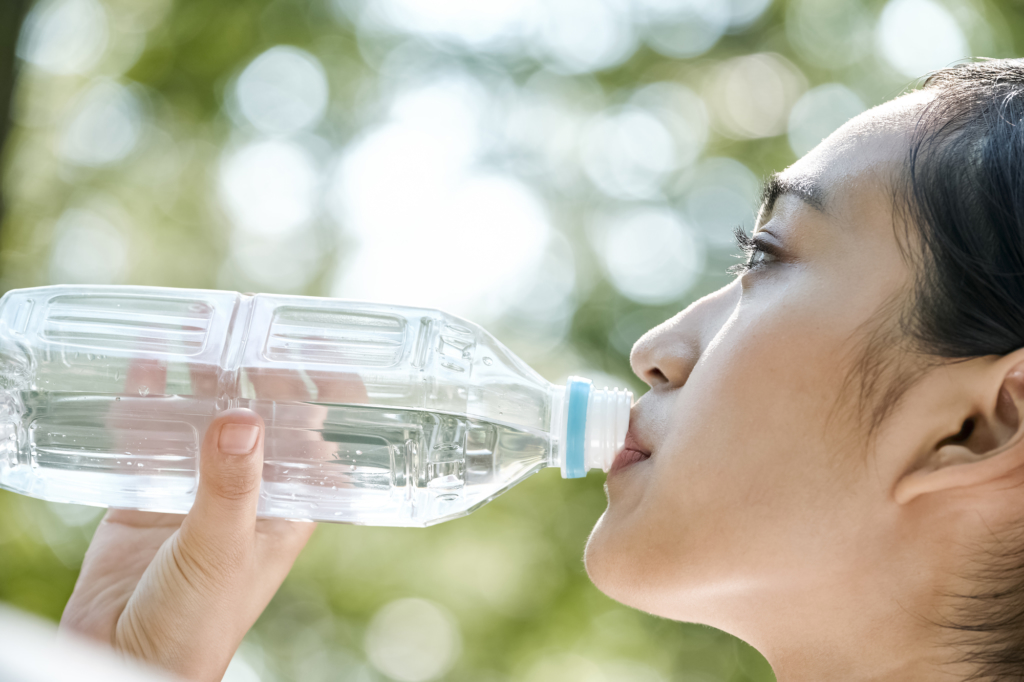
483,357 -> 493,366
115,396 -> 120,401
139,386 -> 149,397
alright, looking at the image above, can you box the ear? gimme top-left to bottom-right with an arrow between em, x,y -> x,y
895,357 -> 1024,505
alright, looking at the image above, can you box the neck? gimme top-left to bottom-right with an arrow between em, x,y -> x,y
700,573 -> 968,682
758,623 -> 952,682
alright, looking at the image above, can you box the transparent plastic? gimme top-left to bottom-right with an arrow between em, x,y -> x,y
0,285 -> 631,527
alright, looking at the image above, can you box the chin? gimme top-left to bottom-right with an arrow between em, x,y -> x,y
584,509 -> 659,613
584,511 -> 626,596
584,504 -> 705,622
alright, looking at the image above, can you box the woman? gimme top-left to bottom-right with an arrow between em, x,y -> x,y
60,59 -> 1024,681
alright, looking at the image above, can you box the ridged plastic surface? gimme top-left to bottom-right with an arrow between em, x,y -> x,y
0,286 -> 555,526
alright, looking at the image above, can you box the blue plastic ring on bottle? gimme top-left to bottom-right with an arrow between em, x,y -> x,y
564,378 -> 591,479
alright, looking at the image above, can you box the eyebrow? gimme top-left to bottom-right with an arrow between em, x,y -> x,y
757,173 -> 828,223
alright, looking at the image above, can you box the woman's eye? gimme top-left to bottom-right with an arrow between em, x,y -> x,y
747,245 -> 777,267
728,227 -> 781,276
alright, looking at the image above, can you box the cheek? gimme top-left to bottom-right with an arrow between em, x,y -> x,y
585,294 -> 864,614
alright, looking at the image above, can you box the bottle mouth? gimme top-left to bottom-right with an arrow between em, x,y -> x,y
555,376 -> 632,479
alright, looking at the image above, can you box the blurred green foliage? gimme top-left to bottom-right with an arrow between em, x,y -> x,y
2,0 -> 1024,680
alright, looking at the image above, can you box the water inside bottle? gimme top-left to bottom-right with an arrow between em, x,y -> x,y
2,391 -> 551,527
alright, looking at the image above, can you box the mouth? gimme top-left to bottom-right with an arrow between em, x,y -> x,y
609,428 -> 651,474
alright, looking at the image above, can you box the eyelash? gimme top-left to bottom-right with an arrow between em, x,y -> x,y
728,226 -> 781,275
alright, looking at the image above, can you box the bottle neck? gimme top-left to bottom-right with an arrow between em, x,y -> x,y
549,376 -> 632,478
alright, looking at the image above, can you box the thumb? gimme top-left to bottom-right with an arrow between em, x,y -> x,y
179,409 -> 264,561
109,410 -> 267,679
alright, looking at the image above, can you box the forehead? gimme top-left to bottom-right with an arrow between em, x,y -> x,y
778,90 -> 936,214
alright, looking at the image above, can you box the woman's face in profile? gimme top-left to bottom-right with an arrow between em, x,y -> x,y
585,92 -> 938,637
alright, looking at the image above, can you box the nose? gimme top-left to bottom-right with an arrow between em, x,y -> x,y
629,282 -> 739,389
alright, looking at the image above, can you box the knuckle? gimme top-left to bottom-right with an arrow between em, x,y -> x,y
115,606 -> 160,662
173,534 -> 250,586
204,462 -> 261,502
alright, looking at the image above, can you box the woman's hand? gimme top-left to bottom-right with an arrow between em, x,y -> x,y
59,408 -> 316,682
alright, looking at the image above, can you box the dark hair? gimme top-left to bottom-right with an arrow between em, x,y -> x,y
896,59 -> 1024,680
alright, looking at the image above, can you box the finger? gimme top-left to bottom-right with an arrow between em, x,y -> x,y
177,409 -> 263,567
247,369 -> 325,449
254,518 -> 317,580
61,511 -> 184,642
105,508 -> 185,529
188,363 -> 219,399
108,358 -> 170,437
247,367 -> 314,401
310,370 -> 369,403
124,358 -> 168,397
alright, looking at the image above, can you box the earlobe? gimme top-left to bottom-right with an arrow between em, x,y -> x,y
894,364 -> 1024,505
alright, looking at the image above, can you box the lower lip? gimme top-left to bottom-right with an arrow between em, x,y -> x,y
609,448 -> 650,474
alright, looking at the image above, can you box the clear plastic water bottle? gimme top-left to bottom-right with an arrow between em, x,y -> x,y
0,285 -> 632,527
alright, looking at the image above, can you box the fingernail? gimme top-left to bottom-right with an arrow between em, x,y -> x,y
218,423 -> 260,455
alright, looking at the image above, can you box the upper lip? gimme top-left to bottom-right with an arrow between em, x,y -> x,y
621,401 -> 654,455
620,426 -> 652,458
608,406 -> 654,474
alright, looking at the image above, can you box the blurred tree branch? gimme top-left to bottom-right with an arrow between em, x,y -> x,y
0,0 -> 30,233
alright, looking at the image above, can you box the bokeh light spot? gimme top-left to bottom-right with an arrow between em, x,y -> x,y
17,0 -> 108,75
372,0 -> 529,51
330,74 -> 551,319
591,205 -> 705,305
876,0 -> 968,79
536,0 -> 637,74
499,232 -> 578,351
219,140 -> 320,238
640,0 -> 729,60
49,208 -> 127,285
365,598 -> 461,682
631,81 -> 707,166
706,53 -> 806,139
786,0 -> 873,68
727,0 -> 774,29
224,231 -> 323,293
235,46 -> 329,135
787,83 -> 865,157
682,156 -> 760,248
58,80 -> 142,167
362,0 -> 636,74
581,106 -> 677,200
